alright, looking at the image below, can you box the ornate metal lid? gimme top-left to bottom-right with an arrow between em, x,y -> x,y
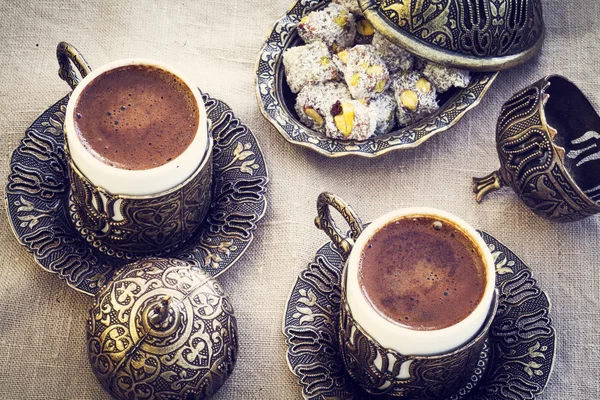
359,0 -> 545,71
87,258 -> 238,400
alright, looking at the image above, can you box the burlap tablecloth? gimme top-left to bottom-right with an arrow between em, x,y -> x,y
0,0 -> 598,398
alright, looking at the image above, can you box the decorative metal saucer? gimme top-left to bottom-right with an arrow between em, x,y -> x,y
255,0 -> 499,158
283,231 -> 556,400
6,92 -> 268,296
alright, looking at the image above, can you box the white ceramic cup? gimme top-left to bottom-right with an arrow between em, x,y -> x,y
345,207 -> 496,356
64,58 -> 210,196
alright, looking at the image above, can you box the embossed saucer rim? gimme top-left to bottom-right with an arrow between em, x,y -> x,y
3,97 -> 70,286
212,101 -> 270,282
282,232 -> 557,400
208,93 -> 269,282
5,93 -> 269,296
255,0 -> 500,158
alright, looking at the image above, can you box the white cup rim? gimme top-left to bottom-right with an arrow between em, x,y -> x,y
345,207 -> 496,356
68,135 -> 214,199
64,58 -> 209,196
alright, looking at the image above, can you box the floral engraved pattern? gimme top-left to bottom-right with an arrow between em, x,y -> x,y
377,0 -> 544,58
14,196 -> 60,229
489,243 -> 515,275
68,152 -> 213,254
87,258 -> 237,400
6,92 -> 268,295
201,240 -> 238,269
256,0 -> 498,157
293,288 -> 333,325
283,231 -> 555,400
221,142 -> 260,175
496,342 -> 548,378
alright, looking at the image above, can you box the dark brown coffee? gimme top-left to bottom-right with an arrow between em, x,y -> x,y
358,216 -> 487,331
73,65 -> 199,170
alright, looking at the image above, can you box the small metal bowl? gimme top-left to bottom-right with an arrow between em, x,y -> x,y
255,0 -> 499,158
474,75 -> 600,222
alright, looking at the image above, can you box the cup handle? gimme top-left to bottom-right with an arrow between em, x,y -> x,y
57,42 -> 92,90
315,192 -> 364,257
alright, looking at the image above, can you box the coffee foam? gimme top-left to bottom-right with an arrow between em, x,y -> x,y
358,215 -> 487,331
73,65 -> 199,171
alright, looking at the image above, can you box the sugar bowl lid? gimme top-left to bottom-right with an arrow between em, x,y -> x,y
359,0 -> 545,71
87,258 -> 238,400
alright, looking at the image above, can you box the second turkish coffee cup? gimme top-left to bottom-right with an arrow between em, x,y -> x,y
314,192 -> 498,399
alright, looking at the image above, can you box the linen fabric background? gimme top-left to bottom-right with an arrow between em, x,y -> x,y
0,0 -> 599,399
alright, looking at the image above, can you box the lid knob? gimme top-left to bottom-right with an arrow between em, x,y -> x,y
147,295 -> 173,326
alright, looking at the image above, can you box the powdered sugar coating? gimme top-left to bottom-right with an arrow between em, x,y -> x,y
422,62 -> 471,93
295,82 -> 351,132
368,90 -> 397,135
332,51 -> 347,77
298,3 -> 357,52
392,71 -> 439,127
338,45 -> 390,100
325,99 -> 376,140
283,5 -> 476,140
332,0 -> 362,14
283,41 -> 339,93
372,31 -> 415,73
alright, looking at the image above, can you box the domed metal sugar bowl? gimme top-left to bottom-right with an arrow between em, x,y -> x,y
87,258 -> 238,400
474,75 -> 600,222
359,0 -> 545,71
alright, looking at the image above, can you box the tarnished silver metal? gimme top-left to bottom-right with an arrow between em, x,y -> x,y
314,192 -> 364,258
67,146 -> 213,255
88,258 -> 238,400
359,0 -> 545,71
340,269 -> 497,398
474,75 -> 600,222
57,41 -> 92,90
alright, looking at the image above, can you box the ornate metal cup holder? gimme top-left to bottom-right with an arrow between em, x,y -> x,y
474,75 -> 600,222
6,92 -> 268,295
283,231 -> 556,400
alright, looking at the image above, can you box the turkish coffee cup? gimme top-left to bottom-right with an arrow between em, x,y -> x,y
57,42 -> 213,256
315,192 -> 498,399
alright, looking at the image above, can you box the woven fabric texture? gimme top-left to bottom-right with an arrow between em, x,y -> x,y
0,0 -> 599,398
